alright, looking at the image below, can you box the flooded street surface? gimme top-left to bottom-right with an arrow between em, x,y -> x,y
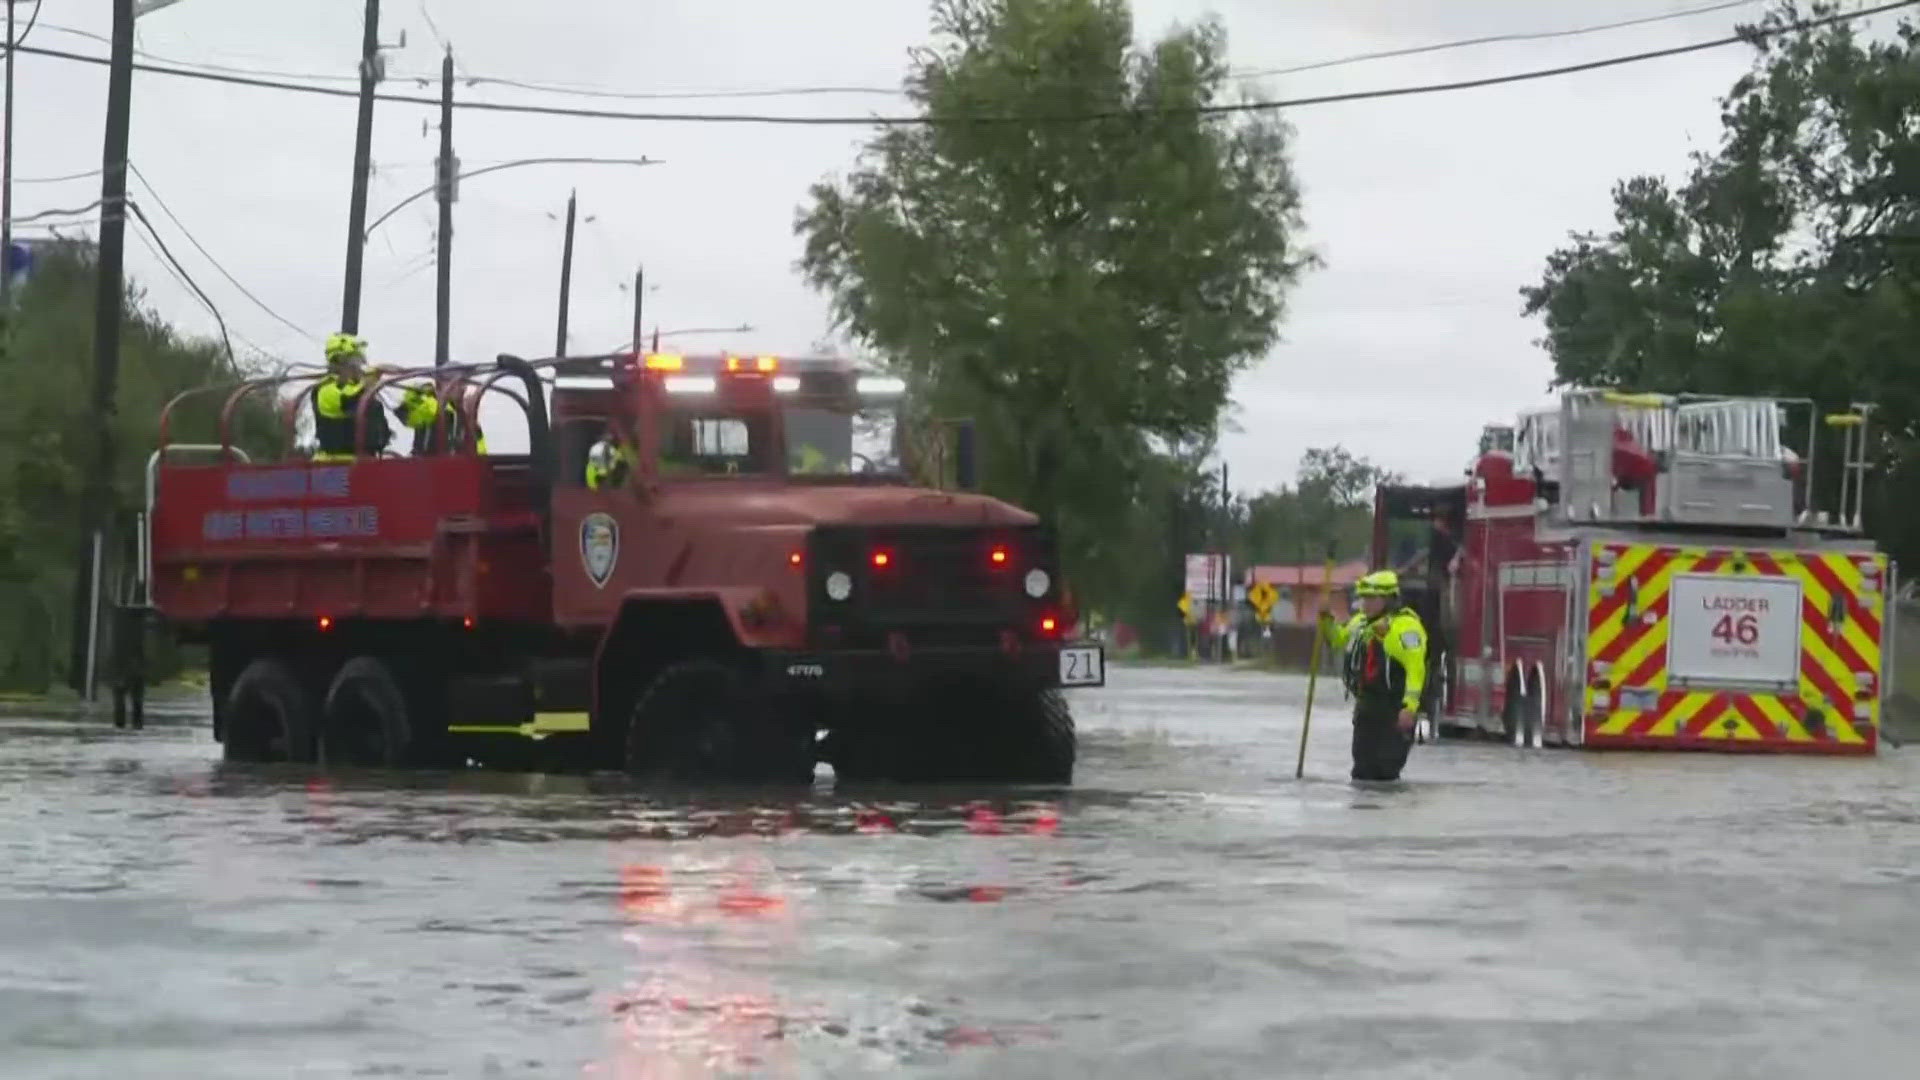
3,665 -> 1918,1079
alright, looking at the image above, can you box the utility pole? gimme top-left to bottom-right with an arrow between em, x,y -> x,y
433,48 -> 453,366
554,189 -> 575,357
630,266 -> 643,356
2,0 -> 17,305
68,0 -> 135,696
338,0 -> 380,334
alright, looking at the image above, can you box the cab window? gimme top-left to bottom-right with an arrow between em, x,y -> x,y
659,412 -> 773,476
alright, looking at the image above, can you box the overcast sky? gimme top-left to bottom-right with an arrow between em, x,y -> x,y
9,0 -> 1878,491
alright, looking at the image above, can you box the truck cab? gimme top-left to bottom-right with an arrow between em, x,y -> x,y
141,351 -> 1101,784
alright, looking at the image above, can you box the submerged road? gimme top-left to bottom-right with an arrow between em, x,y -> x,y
2,665 -> 1917,1078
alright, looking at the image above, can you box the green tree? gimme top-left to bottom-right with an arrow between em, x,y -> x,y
795,0 -> 1312,602
1520,0 -> 1920,564
0,240 -> 286,690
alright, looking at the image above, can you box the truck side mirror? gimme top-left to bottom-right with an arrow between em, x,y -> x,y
954,420 -> 977,491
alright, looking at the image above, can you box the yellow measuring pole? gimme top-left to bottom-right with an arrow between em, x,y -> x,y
1296,556 -> 1336,779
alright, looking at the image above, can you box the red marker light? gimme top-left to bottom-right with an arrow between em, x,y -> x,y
318,616 -> 333,632
463,616 -> 475,630
788,551 -> 803,567
990,546 -> 1009,566
872,550 -> 892,568
1040,616 -> 1058,635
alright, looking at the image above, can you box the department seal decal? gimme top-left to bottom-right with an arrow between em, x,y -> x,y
580,512 -> 619,588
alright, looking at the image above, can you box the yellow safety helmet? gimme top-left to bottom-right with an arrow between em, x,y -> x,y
1355,570 -> 1400,597
324,332 -> 368,367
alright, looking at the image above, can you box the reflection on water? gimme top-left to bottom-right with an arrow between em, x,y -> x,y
4,668 -> 1919,1079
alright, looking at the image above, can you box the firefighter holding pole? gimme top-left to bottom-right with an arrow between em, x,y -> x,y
1316,570 -> 1426,782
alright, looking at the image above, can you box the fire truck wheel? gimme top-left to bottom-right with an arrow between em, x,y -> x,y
625,660 -> 815,785
321,657 -> 415,769
222,658 -> 317,764
1508,683 -> 1544,749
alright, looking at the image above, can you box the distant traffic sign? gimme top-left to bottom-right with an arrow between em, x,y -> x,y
1176,592 -> 1194,623
1247,580 -> 1279,621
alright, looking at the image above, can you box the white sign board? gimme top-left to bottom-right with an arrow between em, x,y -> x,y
1667,573 -> 1801,686
1184,553 -> 1230,603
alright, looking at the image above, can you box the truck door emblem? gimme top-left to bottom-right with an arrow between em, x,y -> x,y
581,512 -> 619,588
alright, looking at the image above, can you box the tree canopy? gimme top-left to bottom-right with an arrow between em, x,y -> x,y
1522,0 -> 1920,564
0,240 -> 283,690
795,0 -> 1312,611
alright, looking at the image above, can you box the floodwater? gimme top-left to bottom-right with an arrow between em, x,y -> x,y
2,666 -> 1918,1079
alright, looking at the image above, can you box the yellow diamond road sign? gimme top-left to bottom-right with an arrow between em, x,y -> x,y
1247,580 -> 1278,619
1177,592 -> 1193,621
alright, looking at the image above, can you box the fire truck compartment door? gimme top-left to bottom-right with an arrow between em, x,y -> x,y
1667,572 -> 1801,686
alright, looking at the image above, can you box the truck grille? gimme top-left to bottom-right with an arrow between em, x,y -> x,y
810,524 -> 1051,627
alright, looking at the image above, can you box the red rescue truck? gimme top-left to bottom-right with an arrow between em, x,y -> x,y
1372,390 -> 1892,753
131,351 -> 1101,782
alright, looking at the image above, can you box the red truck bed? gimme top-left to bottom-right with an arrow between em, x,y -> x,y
149,455 -> 549,625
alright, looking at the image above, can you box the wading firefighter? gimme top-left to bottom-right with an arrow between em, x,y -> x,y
1321,569 -> 1428,781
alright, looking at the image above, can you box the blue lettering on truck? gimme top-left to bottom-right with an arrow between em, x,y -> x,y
200,464 -> 378,541
201,506 -> 380,541
224,466 -> 352,501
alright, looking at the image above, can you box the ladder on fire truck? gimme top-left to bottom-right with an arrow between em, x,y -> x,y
1510,390 -> 1873,534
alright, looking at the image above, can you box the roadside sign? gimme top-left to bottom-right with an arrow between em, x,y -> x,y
1183,553 -> 1230,603
1667,573 -> 1801,685
1176,592 -> 1194,623
1247,580 -> 1278,621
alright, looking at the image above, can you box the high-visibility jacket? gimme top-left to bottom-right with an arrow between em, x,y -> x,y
310,375 -> 390,461
1321,606 -> 1428,713
397,386 -> 487,455
586,441 -> 634,490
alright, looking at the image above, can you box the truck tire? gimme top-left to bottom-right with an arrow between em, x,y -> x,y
321,657 -> 414,769
871,682 -> 1076,785
222,658 -> 317,764
625,660 -> 814,785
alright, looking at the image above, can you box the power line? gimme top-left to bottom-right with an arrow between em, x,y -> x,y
14,0 -> 1916,126
1238,0 -> 1767,80
15,167 -> 104,184
126,198 -> 240,364
14,200 -> 102,223
10,0 -> 42,49
127,161 -> 321,343
35,0 -> 1772,106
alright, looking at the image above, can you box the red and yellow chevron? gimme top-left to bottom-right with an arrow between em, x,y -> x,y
1582,542 -> 1885,754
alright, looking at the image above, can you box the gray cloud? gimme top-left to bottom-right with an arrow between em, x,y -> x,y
9,1 -> 1835,491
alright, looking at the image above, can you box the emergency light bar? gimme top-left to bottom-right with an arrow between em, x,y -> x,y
547,353 -> 908,405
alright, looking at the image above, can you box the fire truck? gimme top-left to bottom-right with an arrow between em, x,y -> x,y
1371,389 -> 1892,754
130,350 -> 1103,782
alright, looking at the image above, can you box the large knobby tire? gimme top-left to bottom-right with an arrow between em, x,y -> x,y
846,681 -> 1076,785
625,660 -> 814,785
222,658 -> 317,764
321,657 -> 414,769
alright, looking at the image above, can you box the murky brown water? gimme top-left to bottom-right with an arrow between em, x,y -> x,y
3,666 -> 1918,1079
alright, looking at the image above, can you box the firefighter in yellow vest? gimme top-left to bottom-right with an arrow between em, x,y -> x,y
1319,569 -> 1426,782
395,381 -> 488,455
311,333 -> 392,461
585,426 -> 636,489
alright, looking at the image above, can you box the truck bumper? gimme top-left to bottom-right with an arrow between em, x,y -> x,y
763,640 -> 1105,696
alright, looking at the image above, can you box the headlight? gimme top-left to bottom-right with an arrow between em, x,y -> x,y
825,571 -> 853,602
1024,568 -> 1051,599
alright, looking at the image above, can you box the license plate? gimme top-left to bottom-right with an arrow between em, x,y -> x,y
1059,646 -> 1105,687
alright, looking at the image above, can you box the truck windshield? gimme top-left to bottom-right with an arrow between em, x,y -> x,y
784,399 -> 902,477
